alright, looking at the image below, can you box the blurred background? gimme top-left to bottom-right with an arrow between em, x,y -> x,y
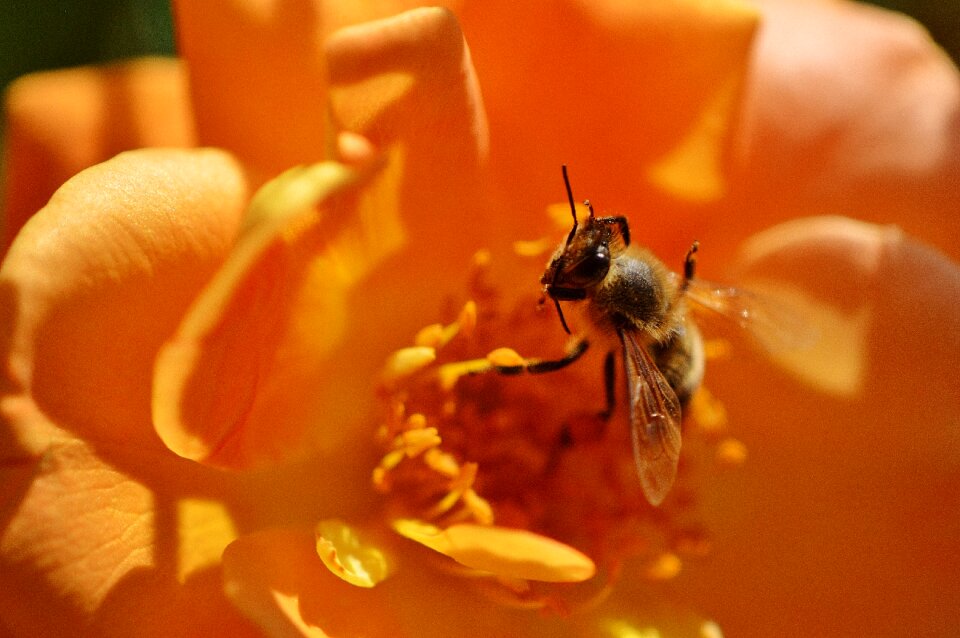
0,0 -> 958,145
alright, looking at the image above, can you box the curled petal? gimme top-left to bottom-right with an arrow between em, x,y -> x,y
1,148 -> 248,450
326,7 -> 488,162
736,216 -> 960,412
2,58 -> 195,252
153,156 -> 402,468
326,7 -> 491,257
392,519 -> 596,583
315,519 -> 395,587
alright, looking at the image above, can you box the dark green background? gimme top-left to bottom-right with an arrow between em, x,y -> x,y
0,0 -> 957,133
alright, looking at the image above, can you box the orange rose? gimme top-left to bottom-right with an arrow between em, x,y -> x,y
2,1 -> 958,637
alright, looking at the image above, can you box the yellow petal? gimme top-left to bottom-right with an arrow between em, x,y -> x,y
391,519 -> 595,583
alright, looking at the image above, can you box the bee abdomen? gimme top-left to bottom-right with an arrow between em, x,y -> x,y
651,320 -> 704,406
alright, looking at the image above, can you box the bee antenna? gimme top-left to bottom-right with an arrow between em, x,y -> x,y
553,298 -> 572,334
561,164 -> 578,247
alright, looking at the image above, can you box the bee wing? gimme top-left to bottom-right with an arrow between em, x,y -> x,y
683,278 -> 817,353
618,328 -> 682,506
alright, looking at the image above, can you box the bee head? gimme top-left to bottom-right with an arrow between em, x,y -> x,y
541,166 -> 630,334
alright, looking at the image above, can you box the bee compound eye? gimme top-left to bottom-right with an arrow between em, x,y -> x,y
568,246 -> 610,286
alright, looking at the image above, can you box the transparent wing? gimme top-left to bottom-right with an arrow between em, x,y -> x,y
683,278 -> 817,353
618,328 -> 682,507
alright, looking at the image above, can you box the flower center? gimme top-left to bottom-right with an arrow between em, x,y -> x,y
373,245 -> 741,608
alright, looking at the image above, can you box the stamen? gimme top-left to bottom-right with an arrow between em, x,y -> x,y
373,245 -> 738,613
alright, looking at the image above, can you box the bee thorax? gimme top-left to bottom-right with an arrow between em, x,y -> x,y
591,254 -> 672,335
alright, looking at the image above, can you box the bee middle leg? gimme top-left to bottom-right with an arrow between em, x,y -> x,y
600,350 -> 616,420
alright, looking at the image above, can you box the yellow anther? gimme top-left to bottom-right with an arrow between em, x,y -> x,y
414,323 -> 446,348
403,413 -> 427,431
486,347 -> 526,368
382,346 -> 436,384
398,427 -> 441,457
424,448 -> 461,478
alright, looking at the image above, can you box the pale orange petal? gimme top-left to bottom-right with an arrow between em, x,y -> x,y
1,148 -> 248,450
734,216 -> 960,413
459,0 -> 760,240
174,0 -> 329,176
681,218 -> 960,636
2,58 -> 195,253
731,0 -> 960,258
174,0 -> 460,175
0,424 -> 257,637
326,7 -> 491,259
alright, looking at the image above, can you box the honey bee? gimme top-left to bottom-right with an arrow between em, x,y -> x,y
532,166 -> 804,506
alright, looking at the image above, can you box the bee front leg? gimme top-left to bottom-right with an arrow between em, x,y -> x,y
491,339 -> 590,375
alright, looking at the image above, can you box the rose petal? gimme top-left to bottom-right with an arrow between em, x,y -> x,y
175,0 -> 452,175
1,148 -> 248,450
174,0 -> 328,175
2,58 -> 195,254
732,0 -> 960,257
158,10 -> 496,471
683,217 -> 960,636
391,519 -> 596,583
734,216 -> 960,411
153,157 -> 402,468
326,7 -> 491,259
223,529 -> 397,638
459,0 -> 759,236
177,497 -> 240,584
0,430 -> 256,637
